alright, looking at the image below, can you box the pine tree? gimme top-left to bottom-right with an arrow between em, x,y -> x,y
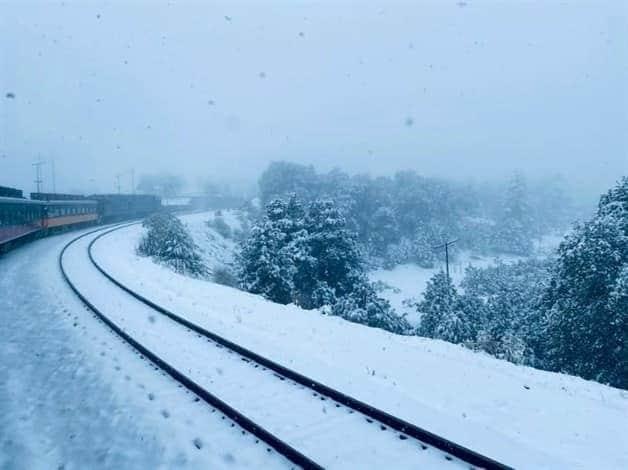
493,172 -> 534,255
237,198 -> 303,304
138,212 -> 206,277
417,271 -> 473,344
237,196 -> 409,334
542,177 -> 628,388
299,200 -> 363,304
237,222 -> 295,304
607,266 -> 628,388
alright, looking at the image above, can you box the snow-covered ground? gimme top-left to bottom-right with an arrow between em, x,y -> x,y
71,228 -> 463,469
91,213 -> 628,470
370,234 -> 563,326
182,211 -> 242,274
369,252 -> 512,326
0,229 -> 288,470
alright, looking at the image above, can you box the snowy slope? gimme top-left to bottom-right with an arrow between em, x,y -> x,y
181,211 -> 241,274
92,215 -> 628,470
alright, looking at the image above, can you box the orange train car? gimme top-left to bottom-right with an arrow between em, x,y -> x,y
43,200 -> 99,228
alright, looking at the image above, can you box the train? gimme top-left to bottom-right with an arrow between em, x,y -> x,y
0,185 -> 161,253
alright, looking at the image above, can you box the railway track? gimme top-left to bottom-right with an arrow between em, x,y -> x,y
60,225 -> 513,470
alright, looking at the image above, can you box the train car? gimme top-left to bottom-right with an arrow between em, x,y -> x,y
43,200 -> 99,229
0,186 -> 24,199
1,187 -> 161,255
0,197 -> 45,251
89,194 -> 161,222
31,192 -> 87,201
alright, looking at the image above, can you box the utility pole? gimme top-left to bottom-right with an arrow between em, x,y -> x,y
50,158 -> 57,194
32,160 -> 45,193
433,239 -> 458,282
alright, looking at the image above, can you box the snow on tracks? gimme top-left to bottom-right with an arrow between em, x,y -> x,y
60,227 -> 298,470
68,225 -> 510,469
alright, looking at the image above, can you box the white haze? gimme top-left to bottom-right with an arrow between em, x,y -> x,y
0,0 -> 626,196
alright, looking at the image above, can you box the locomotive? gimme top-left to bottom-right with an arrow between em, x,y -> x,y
0,185 -> 161,253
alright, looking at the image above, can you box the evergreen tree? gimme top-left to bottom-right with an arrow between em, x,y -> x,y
258,161 -> 319,205
493,172 -> 534,255
237,198 -> 301,304
301,200 -> 363,299
138,212 -> 206,277
331,277 -> 409,334
237,195 -> 410,334
542,177 -> 628,388
416,272 -> 473,344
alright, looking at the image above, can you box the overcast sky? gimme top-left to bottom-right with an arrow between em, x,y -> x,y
1,0 -> 626,196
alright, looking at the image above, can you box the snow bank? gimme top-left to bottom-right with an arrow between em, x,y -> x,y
92,215 -> 628,470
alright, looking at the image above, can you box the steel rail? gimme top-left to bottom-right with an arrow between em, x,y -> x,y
59,227 -> 323,470
89,224 -> 514,470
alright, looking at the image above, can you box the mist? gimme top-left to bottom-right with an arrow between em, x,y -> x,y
1,0 -> 626,197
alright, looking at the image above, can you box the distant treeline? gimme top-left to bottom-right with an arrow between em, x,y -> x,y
257,161 -> 582,266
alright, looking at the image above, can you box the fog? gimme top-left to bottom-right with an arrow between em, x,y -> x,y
1,0 -> 626,197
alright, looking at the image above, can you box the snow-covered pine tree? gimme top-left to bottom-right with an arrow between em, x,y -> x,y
138,212 -> 206,277
237,198 -> 301,304
258,161 -> 319,205
542,177 -> 628,388
607,265 -> 628,387
492,172 -> 534,256
416,271 -> 473,344
369,206 -> 400,256
238,195 -> 409,333
460,259 -> 550,364
298,200 -> 363,305
331,275 -> 409,334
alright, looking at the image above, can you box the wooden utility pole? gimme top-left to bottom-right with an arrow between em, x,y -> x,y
433,239 -> 458,282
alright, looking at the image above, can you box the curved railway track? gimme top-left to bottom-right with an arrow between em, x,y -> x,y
60,224 -> 513,470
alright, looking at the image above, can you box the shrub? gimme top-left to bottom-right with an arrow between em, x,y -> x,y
138,212 -> 206,277
213,265 -> 239,288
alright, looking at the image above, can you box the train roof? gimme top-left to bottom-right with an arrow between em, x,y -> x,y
0,196 -> 45,205
45,199 -> 98,206
88,193 -> 159,199
0,197 -> 99,206
30,192 -> 88,201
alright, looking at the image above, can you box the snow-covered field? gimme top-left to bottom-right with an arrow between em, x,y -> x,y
369,253 -> 512,326
370,235 -> 562,326
91,212 -> 628,470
